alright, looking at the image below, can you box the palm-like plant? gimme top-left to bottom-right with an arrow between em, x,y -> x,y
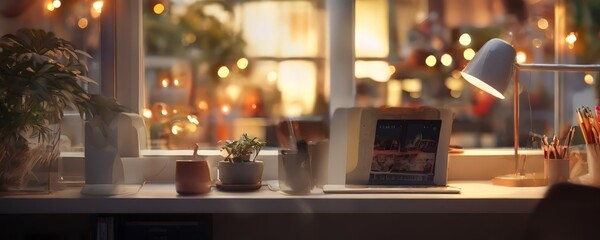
0,28 -> 125,190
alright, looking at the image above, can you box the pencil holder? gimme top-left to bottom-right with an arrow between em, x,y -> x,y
584,144 -> 600,187
544,158 -> 570,185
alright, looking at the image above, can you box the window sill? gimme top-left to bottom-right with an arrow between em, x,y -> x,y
61,148 -> 548,182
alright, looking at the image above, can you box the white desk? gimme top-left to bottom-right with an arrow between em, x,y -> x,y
0,181 -> 548,214
0,181 -> 551,240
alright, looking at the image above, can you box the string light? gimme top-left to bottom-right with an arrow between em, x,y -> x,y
197,101 -> 208,111
459,33 -> 471,46
537,18 -> 549,30
153,3 -> 165,15
53,0 -> 62,8
566,32 -> 577,49
171,123 -> 183,135
78,18 -> 89,29
425,55 -> 437,67
221,105 -> 230,114
187,115 -> 200,125
441,53 -> 453,66
142,109 -> 153,119
237,58 -> 249,69
463,48 -> 475,60
218,66 -> 230,78
92,1 -> 104,13
516,51 -> 527,63
585,74 -> 595,85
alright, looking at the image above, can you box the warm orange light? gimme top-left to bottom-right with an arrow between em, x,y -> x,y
409,92 -> 421,99
161,79 -> 169,88
92,1 -> 103,16
53,0 -> 62,8
251,104 -> 257,110
218,66 -> 230,78
463,48 -> 475,60
173,79 -> 180,87
47,3 -> 55,11
516,51 -> 527,63
566,32 -> 577,49
221,105 -> 230,114
153,3 -> 165,15
537,18 -> 549,30
450,90 -> 462,98
187,115 -> 200,125
459,33 -> 471,46
425,55 -> 436,67
78,18 -> 89,29
171,123 -> 183,135
197,101 -> 208,111
441,53 -> 452,66
142,108 -> 153,119
237,58 -> 249,70
161,109 -> 168,116
90,8 -> 101,18
445,76 -> 464,91
585,74 -> 595,85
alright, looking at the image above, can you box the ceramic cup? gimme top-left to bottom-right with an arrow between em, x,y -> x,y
544,158 -> 570,185
175,160 -> 211,194
278,150 -> 313,195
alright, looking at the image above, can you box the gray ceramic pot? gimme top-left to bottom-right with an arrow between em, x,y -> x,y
217,161 -> 263,185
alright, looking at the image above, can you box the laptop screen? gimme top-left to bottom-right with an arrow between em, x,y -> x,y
368,119 -> 441,185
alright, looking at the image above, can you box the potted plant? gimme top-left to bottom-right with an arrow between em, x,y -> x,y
0,28 -> 125,192
217,133 -> 266,191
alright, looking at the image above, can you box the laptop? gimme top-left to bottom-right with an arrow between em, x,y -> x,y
322,107 -> 460,194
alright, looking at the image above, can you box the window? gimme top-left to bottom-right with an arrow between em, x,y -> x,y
4,0 -> 596,152
140,0 -> 600,151
142,0 -> 326,150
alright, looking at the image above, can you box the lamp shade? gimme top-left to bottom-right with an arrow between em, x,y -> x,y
461,38 -> 516,99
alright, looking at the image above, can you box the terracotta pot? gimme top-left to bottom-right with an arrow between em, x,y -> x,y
217,161 -> 263,185
176,160 -> 212,194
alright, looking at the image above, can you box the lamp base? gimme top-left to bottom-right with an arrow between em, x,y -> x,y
491,173 -> 547,187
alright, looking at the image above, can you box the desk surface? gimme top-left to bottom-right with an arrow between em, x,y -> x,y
0,181 -> 548,214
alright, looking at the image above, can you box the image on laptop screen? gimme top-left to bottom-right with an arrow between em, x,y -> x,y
369,119 -> 442,185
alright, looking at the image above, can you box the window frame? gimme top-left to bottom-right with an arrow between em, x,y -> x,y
101,0 -> 143,114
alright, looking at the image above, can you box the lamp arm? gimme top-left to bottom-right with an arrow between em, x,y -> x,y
517,63 -> 600,72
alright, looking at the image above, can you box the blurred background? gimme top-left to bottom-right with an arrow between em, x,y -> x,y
1,0 -> 599,151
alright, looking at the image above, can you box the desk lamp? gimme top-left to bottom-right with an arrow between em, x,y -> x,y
461,38 -> 600,187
